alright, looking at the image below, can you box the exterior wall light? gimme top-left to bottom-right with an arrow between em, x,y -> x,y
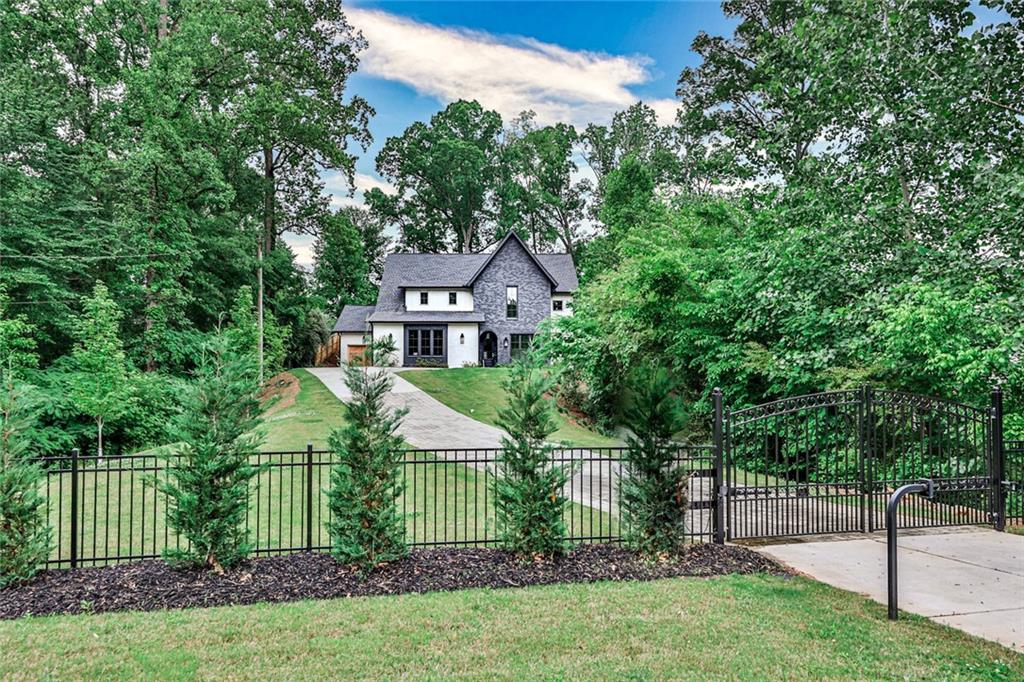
459,333 -> 465,345
503,337 -> 509,349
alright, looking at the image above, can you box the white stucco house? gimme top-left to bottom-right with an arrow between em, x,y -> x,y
331,232 -> 577,367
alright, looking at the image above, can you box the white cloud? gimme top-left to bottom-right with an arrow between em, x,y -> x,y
324,171 -> 396,210
283,232 -> 315,270
348,8 -> 674,127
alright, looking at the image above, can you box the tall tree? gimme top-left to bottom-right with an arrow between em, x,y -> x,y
368,100 -> 504,253
313,211 -> 376,314
580,102 -> 678,189
66,283 -> 132,459
500,115 -> 590,257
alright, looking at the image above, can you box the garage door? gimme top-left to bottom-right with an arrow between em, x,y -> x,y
347,344 -> 368,366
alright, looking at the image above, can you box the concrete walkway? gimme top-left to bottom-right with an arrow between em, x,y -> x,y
754,528 -> 1024,651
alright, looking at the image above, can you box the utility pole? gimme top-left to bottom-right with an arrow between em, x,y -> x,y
257,240 -> 264,385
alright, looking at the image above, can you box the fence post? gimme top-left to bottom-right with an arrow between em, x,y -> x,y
858,385 -> 868,534
306,442 -> 315,551
69,448 -> 79,568
712,388 -> 726,544
991,388 -> 1005,532
865,386 -> 875,533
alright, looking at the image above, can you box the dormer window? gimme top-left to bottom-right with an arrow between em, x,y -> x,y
449,292 -> 457,305
420,291 -> 429,305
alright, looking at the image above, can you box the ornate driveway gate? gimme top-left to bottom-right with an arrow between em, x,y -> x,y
713,387 -> 1005,542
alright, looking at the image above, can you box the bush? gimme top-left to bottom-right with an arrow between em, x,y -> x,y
495,357 -> 571,557
326,340 -> 408,569
158,332 -> 264,572
620,367 -> 691,556
0,376 -> 51,587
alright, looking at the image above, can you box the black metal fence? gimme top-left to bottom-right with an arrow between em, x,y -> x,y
1007,439 -> 1024,526
38,445 -> 716,568
31,389 -> 1022,570
717,387 -> 1010,540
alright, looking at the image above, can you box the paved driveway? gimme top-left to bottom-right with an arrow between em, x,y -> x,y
305,367 -> 619,513
754,528 -> 1024,651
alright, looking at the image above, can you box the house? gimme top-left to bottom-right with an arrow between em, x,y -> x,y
332,232 -> 577,367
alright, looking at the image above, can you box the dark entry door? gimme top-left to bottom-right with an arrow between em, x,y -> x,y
480,331 -> 497,367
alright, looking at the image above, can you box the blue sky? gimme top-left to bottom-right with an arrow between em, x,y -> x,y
290,1 -> 1009,264
289,1 -> 738,263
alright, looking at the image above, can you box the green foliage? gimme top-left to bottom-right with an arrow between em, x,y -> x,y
159,332 -> 264,571
326,341 -> 408,569
2,0 -> 367,375
0,375 -> 51,587
65,283 -> 133,458
542,1 -> 1023,432
227,285 -> 286,380
369,100 -> 504,252
494,358 -> 570,557
313,210 -> 377,312
620,368 -> 690,556
0,288 -> 38,375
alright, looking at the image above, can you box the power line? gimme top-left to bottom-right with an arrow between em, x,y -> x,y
0,252 -> 173,261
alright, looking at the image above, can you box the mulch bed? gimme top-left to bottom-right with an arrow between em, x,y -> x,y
0,544 -> 785,620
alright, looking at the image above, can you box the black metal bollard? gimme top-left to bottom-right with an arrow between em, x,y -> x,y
886,479 -> 933,620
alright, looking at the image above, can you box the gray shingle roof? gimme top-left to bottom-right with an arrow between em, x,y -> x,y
536,254 -> 578,293
333,305 -> 376,332
366,311 -> 486,323
374,241 -> 578,313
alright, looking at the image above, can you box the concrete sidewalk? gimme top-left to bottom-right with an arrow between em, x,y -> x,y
755,528 -> 1024,651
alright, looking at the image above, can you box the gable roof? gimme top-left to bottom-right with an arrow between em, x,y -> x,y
373,236 -> 578,313
466,231 -> 559,289
332,304 -> 375,332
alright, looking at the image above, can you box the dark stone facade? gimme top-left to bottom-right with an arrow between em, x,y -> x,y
472,238 -> 553,365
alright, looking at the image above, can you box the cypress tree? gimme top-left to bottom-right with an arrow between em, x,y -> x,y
159,331 -> 264,572
326,339 -> 408,569
0,375 -> 51,587
495,359 -> 570,557
620,367 -> 690,556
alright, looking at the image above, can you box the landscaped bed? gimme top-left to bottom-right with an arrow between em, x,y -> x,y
0,543 -> 779,619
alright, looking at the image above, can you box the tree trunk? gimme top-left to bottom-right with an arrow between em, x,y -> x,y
260,145 -> 275,384
143,167 -> 159,372
263,146 -> 276,254
257,241 -> 265,385
158,0 -> 168,39
96,416 -> 104,461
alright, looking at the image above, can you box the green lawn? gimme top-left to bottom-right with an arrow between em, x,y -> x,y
259,368 -> 346,451
397,367 -> 621,448
42,369 -> 619,565
44,454 -> 618,565
1,574 -> 1019,679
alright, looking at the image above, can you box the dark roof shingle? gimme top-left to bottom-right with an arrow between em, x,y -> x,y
333,305 -> 375,332
374,240 -> 577,313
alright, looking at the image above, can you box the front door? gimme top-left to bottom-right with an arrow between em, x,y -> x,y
480,331 -> 497,367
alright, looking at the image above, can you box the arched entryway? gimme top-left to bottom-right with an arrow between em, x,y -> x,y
479,331 -> 497,367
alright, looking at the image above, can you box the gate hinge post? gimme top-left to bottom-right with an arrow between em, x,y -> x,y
991,387 -> 1006,532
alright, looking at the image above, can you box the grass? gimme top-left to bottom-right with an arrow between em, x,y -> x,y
259,368 -> 345,451
1,574 -> 1019,679
43,453 -> 618,566
397,367 -> 621,448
